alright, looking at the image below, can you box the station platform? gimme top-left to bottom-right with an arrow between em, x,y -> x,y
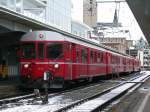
0,78 -> 21,99
108,71 -> 150,112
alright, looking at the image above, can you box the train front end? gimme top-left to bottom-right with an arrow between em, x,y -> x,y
19,31 -> 66,88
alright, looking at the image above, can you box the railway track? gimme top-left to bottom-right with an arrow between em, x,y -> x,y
0,80 -> 120,111
0,71 -> 134,106
55,71 -> 150,112
0,72 -> 146,112
0,78 -> 114,106
0,72 -> 129,103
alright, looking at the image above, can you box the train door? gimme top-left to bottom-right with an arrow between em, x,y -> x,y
124,58 -> 126,72
71,43 -> 77,79
106,52 -> 111,75
132,60 -> 134,71
120,57 -> 123,72
80,47 -> 88,78
64,42 -> 72,80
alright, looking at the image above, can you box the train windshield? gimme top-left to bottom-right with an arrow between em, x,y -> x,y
46,43 -> 63,59
20,43 -> 36,59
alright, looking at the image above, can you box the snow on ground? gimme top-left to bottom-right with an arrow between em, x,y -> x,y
1,71 -> 150,112
1,95 -> 77,112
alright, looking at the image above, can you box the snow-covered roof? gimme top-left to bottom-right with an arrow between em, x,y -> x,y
98,26 -> 131,39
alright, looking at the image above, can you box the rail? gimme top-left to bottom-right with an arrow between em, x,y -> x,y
0,79 -> 105,106
55,72 -> 150,112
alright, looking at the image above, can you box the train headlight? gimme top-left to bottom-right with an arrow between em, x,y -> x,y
54,63 -> 59,69
24,64 -> 29,68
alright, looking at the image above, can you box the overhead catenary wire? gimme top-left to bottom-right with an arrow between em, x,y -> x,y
96,0 -> 126,3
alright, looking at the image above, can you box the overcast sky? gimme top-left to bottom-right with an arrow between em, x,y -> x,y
71,0 -> 145,40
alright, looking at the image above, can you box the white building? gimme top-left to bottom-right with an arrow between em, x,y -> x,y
0,0 -> 72,32
71,20 -> 93,38
143,49 -> 150,67
135,49 -> 150,70
134,38 -> 150,70
42,0 -> 71,32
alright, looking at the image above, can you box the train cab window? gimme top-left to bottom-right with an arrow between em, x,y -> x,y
38,43 -> 44,59
46,43 -> 63,59
20,43 -> 35,59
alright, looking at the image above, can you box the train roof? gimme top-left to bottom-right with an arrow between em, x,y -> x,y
21,31 -> 136,59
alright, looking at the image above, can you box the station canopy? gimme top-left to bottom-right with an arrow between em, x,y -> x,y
0,25 -> 25,47
126,0 -> 150,44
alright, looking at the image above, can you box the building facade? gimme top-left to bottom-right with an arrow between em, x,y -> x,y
71,20 -> 93,38
83,0 -> 97,28
0,0 -> 72,32
143,49 -> 150,68
128,49 -> 150,70
99,37 -> 133,54
95,22 -> 133,54
42,0 -> 71,32
126,38 -> 150,70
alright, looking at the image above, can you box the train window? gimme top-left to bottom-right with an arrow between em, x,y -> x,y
118,58 -> 120,64
123,59 -> 125,64
20,43 -> 35,59
76,49 -> 79,63
94,52 -> 97,63
38,43 -> 44,59
97,53 -> 100,63
81,49 -> 88,63
46,43 -> 63,59
101,53 -> 103,62
90,51 -> 94,63
85,49 -> 88,63
111,55 -> 114,64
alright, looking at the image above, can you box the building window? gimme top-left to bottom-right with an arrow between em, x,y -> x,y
16,0 -> 22,13
0,0 -> 6,6
7,0 -> 15,10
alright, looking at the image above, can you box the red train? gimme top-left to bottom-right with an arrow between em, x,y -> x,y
18,31 -> 141,88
